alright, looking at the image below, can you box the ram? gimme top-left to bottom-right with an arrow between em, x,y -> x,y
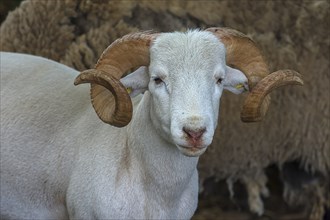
0,28 -> 301,219
2,1 -> 328,218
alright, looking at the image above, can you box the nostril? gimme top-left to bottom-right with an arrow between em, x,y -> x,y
183,127 -> 206,141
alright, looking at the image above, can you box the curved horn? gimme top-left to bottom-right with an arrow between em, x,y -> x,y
74,69 -> 132,127
206,27 -> 269,88
206,27 -> 303,122
74,32 -> 158,127
241,70 -> 303,122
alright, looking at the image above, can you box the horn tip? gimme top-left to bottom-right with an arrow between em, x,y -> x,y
74,76 -> 83,86
74,69 -> 96,86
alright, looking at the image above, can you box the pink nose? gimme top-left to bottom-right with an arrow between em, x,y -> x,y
183,127 -> 206,143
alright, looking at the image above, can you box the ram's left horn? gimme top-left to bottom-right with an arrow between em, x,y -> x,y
207,27 -> 304,122
240,70 -> 303,122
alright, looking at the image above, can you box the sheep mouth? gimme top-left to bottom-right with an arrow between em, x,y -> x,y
177,145 -> 207,157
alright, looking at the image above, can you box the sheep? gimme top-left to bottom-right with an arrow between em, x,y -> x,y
0,28 -> 302,219
1,0 -> 326,218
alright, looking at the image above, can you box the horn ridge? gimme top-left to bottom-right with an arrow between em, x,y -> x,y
75,31 -> 158,127
75,69 -> 133,127
206,27 -> 270,89
95,32 -> 159,79
207,27 -> 303,122
241,70 -> 304,122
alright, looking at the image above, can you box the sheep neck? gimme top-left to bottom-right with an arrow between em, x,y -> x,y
127,92 -> 199,201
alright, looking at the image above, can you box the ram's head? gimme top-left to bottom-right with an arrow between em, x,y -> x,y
75,28 -> 303,156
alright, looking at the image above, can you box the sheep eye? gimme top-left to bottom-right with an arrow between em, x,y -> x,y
217,78 -> 223,85
154,77 -> 163,85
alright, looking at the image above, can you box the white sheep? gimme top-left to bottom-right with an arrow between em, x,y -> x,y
0,29 -> 302,219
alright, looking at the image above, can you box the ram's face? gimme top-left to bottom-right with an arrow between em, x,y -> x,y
148,31 -> 227,157
76,29 -> 303,148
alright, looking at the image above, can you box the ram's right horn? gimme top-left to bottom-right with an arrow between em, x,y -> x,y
74,32 -> 159,127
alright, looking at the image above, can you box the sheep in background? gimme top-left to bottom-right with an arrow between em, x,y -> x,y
1,0 -> 328,218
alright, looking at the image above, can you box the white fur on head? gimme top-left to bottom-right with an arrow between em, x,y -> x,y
120,30 -> 248,157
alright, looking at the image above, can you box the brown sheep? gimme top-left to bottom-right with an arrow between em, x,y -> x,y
1,0 -> 329,219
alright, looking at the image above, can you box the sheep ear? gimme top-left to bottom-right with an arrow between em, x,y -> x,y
120,67 -> 149,98
223,66 -> 249,94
